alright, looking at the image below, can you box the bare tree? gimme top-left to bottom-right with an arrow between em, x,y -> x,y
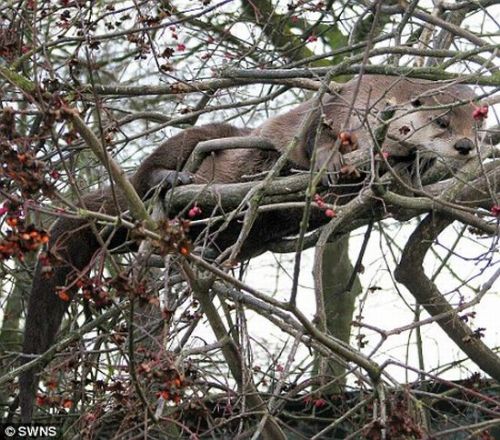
0,1 -> 499,439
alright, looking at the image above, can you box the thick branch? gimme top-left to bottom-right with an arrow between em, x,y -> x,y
394,214 -> 500,381
181,262 -> 286,440
222,64 -> 500,86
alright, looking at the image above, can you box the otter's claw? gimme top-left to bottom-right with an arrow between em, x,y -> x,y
149,169 -> 193,197
316,149 -> 344,187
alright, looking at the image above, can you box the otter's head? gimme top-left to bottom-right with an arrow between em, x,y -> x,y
384,83 -> 482,162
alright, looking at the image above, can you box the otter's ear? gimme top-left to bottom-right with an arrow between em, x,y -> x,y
328,80 -> 344,95
411,98 -> 423,108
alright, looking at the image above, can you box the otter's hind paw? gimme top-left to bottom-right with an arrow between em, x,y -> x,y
340,164 -> 361,178
150,169 -> 193,197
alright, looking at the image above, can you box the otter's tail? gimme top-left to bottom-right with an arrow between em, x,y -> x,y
19,123 -> 249,421
19,203 -> 118,421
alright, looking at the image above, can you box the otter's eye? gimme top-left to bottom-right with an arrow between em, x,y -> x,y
434,116 -> 450,129
411,98 -> 423,107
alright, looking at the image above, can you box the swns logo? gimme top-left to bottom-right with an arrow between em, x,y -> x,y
1,423 -> 58,439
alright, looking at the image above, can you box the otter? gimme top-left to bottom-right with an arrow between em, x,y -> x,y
255,75 -> 479,176
18,123 -> 254,422
19,75 -> 480,421
190,76 -> 479,187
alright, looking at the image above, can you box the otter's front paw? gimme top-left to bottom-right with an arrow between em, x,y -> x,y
315,132 -> 359,186
316,149 -> 344,187
339,164 -> 361,178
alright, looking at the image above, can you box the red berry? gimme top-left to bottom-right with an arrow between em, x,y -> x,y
188,205 -> 202,218
325,209 -> 336,218
50,170 -> 61,179
472,105 -> 488,121
58,290 -> 70,301
314,398 -> 327,408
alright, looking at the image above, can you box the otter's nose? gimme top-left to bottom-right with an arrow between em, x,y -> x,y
454,138 -> 474,155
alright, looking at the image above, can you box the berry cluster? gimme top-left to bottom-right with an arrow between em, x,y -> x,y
313,194 -> 336,218
154,218 -> 192,257
135,349 -> 194,405
76,277 -> 111,308
0,202 -> 49,261
0,140 -> 54,197
188,204 -> 202,218
472,105 -> 488,121
303,394 -> 327,408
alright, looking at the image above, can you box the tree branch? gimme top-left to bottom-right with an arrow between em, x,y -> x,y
394,214 -> 500,381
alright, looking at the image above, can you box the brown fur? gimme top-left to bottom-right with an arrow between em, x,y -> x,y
19,123 -> 251,422
19,76 -> 480,421
253,75 -> 479,178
